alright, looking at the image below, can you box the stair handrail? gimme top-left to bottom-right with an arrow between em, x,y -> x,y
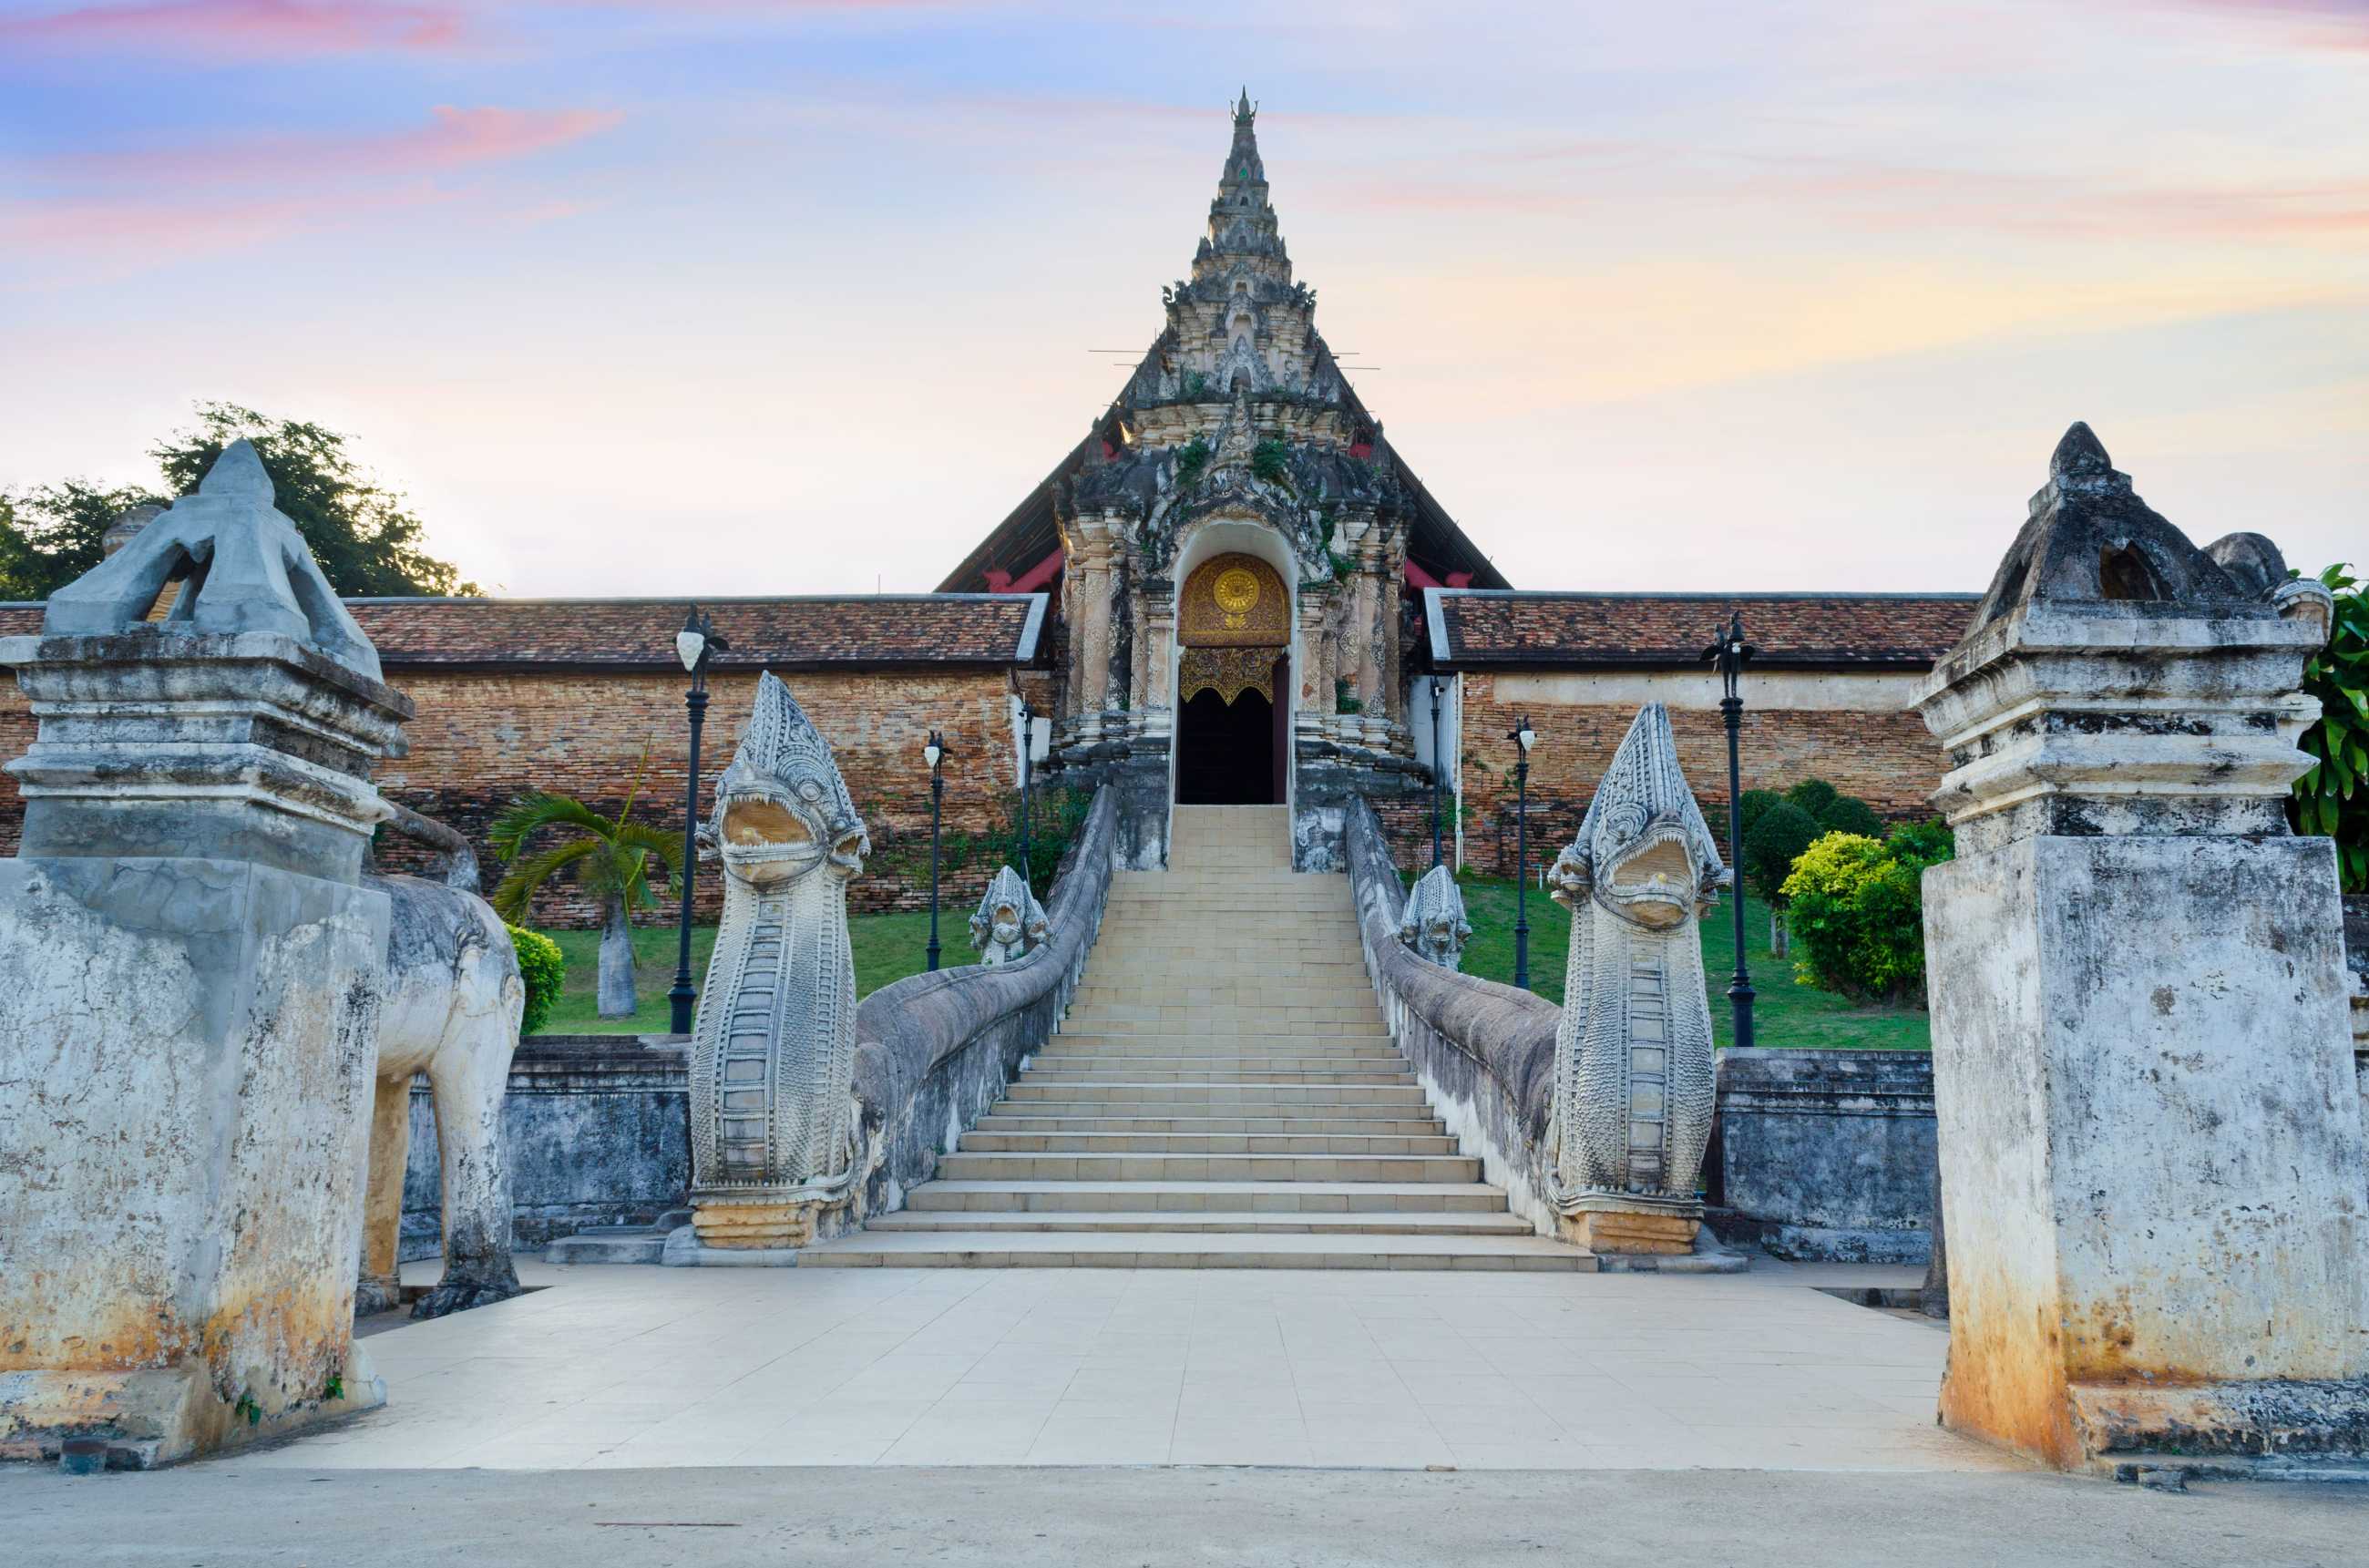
1344,796 -> 1564,1234
826,783 -> 1120,1241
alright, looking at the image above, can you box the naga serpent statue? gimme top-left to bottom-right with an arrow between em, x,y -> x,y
1543,702 -> 1728,1255
969,864 -> 1049,966
684,671 -> 871,1252
1398,863 -> 1473,970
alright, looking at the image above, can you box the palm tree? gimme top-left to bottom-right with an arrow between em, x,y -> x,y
489,759 -> 680,1020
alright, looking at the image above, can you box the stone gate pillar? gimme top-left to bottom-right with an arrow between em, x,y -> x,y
0,441 -> 411,1466
1914,424 -> 2366,1474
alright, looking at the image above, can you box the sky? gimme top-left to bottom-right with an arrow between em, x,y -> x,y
1,0 -> 2364,599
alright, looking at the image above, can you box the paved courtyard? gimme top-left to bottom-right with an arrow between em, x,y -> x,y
214,1255 -> 2025,1473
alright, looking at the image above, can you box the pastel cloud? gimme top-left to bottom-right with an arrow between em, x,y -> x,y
5,106 -> 618,271
0,0 -> 468,56
50,105 -> 625,188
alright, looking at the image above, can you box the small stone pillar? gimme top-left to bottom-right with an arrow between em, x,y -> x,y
1914,424 -> 2366,1473
0,441 -> 412,1466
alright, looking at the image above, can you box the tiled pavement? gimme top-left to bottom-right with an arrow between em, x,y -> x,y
215,1256 -> 2029,1472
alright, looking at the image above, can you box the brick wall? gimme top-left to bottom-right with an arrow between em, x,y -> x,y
1451,671 -> 1949,879
0,665 -> 1027,924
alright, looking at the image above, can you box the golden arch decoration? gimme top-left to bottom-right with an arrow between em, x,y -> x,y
1179,552 -> 1288,648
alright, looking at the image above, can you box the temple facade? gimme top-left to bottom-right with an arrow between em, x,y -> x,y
938,93 -> 1505,870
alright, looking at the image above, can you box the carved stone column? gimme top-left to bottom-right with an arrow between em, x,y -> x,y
1141,583 -> 1175,734
1376,522 -> 1411,750
1067,517 -> 1116,742
1913,423 -> 2364,1474
1296,582 -> 1332,741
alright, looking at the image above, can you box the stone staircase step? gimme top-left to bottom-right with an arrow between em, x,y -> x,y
1000,1081 -> 1430,1106
958,1130 -> 1461,1155
903,1179 -> 1512,1214
930,1150 -> 1483,1183
867,1209 -> 1537,1235
979,1111 -> 1449,1135
1013,1075 -> 1402,1089
797,1231 -> 1595,1271
827,803 -> 1593,1274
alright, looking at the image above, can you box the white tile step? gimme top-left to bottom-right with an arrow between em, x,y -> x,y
796,1231 -> 1595,1271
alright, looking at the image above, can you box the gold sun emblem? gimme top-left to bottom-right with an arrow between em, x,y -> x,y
1213,566 -> 1261,627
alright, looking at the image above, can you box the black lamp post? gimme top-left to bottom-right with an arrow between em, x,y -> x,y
1705,610 -> 1758,1050
667,606 -> 726,1036
924,730 -> 946,972
1510,714 -> 1536,990
1429,677 -> 1447,870
1015,701 -> 1035,886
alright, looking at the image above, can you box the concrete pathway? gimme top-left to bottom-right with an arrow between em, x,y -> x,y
13,1463 -> 2363,1567
213,1255 -> 2022,1472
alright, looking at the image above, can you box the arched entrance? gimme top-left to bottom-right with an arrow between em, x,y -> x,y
1175,551 -> 1289,805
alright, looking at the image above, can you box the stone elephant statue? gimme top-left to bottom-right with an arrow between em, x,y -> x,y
355,804 -> 527,1321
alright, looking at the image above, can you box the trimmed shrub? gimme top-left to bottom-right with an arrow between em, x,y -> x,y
1737,788 -> 1786,841
508,925 -> 565,1037
1886,818 -> 1955,867
1781,831 -> 1939,1004
1816,794 -> 1885,838
1784,778 -> 1839,818
1741,801 -> 1821,907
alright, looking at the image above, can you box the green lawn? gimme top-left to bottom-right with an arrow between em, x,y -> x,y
1451,876 -> 1932,1051
536,909 -> 947,1035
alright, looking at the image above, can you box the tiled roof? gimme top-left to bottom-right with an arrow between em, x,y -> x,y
0,595 -> 1049,670
1426,590 -> 1980,670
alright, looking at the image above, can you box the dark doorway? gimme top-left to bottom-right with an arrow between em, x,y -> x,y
1177,687 -> 1278,804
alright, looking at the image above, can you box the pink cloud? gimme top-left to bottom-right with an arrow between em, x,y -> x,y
0,0 -> 469,57
5,106 -> 618,279
2164,0 -> 2369,46
52,105 -> 624,188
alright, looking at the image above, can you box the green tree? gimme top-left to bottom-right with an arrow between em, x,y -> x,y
1742,800 -> 1821,952
1815,794 -> 1885,838
2293,563 -> 2369,893
151,403 -> 477,597
0,480 -> 163,600
489,769 -> 680,1020
1783,778 -> 1839,819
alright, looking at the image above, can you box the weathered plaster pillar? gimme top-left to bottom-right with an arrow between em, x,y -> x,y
1914,424 -> 2367,1474
0,442 -> 409,1466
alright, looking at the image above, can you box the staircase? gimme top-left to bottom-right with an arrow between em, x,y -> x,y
802,805 -> 1591,1270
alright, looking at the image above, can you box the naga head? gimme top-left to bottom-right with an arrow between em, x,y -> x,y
711,671 -> 869,888
1554,703 -> 1727,932
969,864 -> 1047,960
1398,864 -> 1472,968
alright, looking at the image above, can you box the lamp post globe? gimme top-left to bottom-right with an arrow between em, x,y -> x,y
667,606 -> 725,1037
